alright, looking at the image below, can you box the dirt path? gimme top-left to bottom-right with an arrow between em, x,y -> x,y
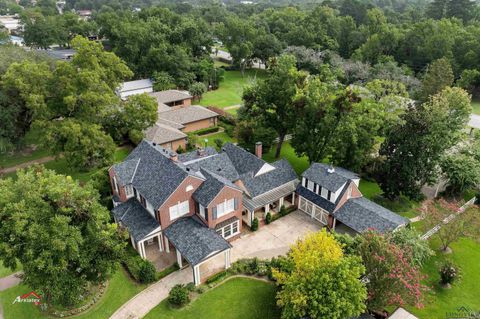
0,156 -> 54,175
0,272 -> 22,292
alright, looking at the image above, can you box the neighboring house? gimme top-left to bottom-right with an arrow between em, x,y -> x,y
117,79 -> 154,100
144,90 -> 218,151
468,114 -> 480,135
296,163 -> 408,235
109,140 -> 297,284
44,48 -> 76,61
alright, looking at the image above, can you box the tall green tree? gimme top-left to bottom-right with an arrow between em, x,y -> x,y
242,54 -> 307,158
426,0 -> 448,19
0,167 -> 125,306
420,57 -> 454,101
446,0 -> 475,22
378,87 -> 471,200
272,230 -> 367,319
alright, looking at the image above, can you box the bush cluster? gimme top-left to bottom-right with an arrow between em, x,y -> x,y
251,217 -> 259,231
168,284 -> 190,307
440,261 -> 459,285
194,126 -> 220,136
124,253 -> 157,284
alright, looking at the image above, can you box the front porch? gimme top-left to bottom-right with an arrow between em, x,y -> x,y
243,189 -> 296,227
143,238 -> 177,271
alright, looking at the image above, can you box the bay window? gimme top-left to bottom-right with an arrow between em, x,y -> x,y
216,220 -> 240,239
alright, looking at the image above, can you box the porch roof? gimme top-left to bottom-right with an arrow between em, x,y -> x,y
163,216 -> 231,266
112,198 -> 160,242
243,181 -> 297,212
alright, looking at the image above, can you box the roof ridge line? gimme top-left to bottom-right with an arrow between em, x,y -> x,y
131,158 -> 141,183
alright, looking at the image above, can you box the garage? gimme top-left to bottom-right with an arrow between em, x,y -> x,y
298,196 -> 328,225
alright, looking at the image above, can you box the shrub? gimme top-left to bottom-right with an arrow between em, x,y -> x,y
168,284 -> 190,307
251,217 -> 259,231
193,126 -> 220,136
214,138 -> 224,150
176,145 -> 185,154
157,263 -> 179,280
124,254 -> 157,284
265,212 -> 272,224
206,270 -> 228,285
279,205 -> 287,216
440,261 -> 459,285
185,282 -> 196,292
196,286 -> 206,294
268,255 -> 294,281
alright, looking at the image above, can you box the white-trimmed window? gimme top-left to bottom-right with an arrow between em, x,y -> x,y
216,220 -> 239,239
321,187 -> 328,199
199,204 -> 207,220
216,198 -> 235,218
125,185 -> 134,198
169,200 -> 190,220
307,180 -> 315,192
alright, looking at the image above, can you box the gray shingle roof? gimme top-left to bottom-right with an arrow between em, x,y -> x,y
113,159 -> 140,185
163,216 -> 231,266
193,169 -> 241,207
113,140 -> 191,209
222,143 -> 265,175
296,185 -> 337,213
159,105 -> 218,125
334,197 -> 409,233
178,147 -> 218,163
119,79 -> 153,92
241,159 -> 299,198
302,163 -> 358,192
185,152 -> 240,181
144,123 -> 187,146
149,90 -> 192,104
112,198 -> 160,241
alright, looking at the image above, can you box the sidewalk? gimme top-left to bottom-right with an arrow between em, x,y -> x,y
0,156 -> 54,175
0,272 -> 22,292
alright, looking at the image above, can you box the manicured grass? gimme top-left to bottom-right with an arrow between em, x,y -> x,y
263,142 -> 309,176
202,132 -> 235,149
200,69 -> 267,108
472,99 -> 480,115
0,267 -> 146,319
0,128 -> 50,168
358,180 -> 383,200
144,277 -> 280,319
407,237 -> 480,318
0,261 -> 21,278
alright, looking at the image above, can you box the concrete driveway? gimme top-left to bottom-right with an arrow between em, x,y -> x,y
110,211 -> 322,319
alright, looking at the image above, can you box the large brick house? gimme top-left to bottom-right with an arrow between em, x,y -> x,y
296,163 -> 409,235
145,90 -> 218,151
109,140 -> 298,284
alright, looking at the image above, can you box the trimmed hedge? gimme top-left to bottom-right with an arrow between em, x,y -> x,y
124,254 -> 157,284
193,126 -> 220,136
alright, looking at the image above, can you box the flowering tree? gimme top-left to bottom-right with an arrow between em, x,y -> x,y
421,199 -> 480,252
357,231 -> 427,313
272,230 -> 367,319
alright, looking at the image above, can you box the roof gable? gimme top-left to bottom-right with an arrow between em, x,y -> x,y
222,143 -> 265,175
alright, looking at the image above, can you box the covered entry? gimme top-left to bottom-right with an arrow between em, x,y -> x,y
298,196 -> 329,225
163,216 -> 232,285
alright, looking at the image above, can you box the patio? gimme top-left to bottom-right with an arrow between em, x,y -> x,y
144,239 -> 177,271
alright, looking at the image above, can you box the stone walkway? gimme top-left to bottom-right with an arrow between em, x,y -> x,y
0,272 -> 22,292
110,211 -> 322,319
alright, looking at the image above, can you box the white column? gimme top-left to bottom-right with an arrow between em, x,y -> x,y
164,236 -> 170,253
224,249 -> 231,269
265,204 -> 270,214
193,265 -> 201,286
138,240 -> 146,259
292,192 -> 295,205
157,234 -> 163,252
249,210 -> 253,225
176,248 -> 183,268
130,236 -> 135,248
332,218 -> 337,231
279,197 -> 284,207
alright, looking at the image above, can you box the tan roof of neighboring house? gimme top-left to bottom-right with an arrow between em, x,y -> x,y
157,118 -> 185,130
149,90 -> 192,104
144,123 -> 187,145
159,105 -> 218,125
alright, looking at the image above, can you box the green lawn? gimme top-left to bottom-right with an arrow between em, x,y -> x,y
202,132 -> 235,149
200,69 -> 267,108
0,128 -> 50,168
144,277 -> 280,319
472,99 -> 480,115
0,261 -> 21,278
407,237 -> 480,318
0,267 -> 146,319
263,142 -> 309,175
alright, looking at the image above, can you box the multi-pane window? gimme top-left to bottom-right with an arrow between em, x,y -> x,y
169,201 -> 189,220
216,198 -> 235,218
125,185 -> 133,198
216,221 -> 239,239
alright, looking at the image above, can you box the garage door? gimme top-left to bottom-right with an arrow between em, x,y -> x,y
299,197 -> 328,225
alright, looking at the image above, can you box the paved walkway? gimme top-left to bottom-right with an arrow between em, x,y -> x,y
110,211 -> 321,319
0,272 -> 22,292
0,156 -> 54,174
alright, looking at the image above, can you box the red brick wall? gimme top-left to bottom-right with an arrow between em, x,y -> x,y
200,186 -> 243,232
333,182 -> 362,213
157,175 -> 204,228
109,168 -> 127,202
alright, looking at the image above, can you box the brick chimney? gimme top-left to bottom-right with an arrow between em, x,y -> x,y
255,142 -> 262,159
169,152 -> 178,162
